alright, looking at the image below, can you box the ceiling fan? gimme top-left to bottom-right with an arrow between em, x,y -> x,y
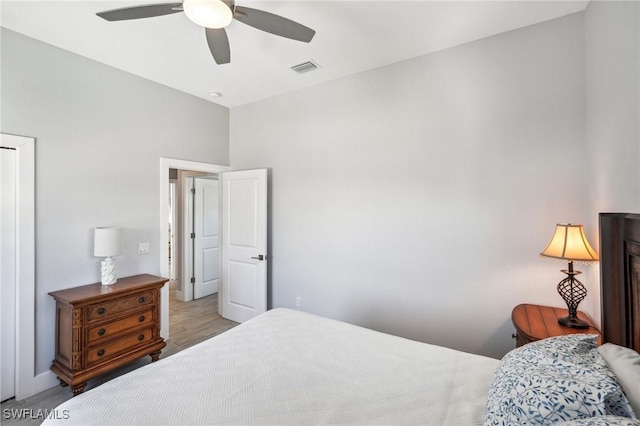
96,0 -> 316,65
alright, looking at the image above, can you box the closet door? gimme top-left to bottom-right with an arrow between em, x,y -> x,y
1,147 -> 17,401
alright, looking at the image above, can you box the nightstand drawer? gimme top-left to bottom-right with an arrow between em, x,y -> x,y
87,310 -> 154,343
514,332 -> 531,347
86,328 -> 154,366
86,291 -> 153,320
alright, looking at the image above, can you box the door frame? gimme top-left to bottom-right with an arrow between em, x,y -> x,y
1,134 -> 35,400
158,158 -> 230,339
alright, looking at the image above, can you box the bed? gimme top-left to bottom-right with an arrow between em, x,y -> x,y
44,213 -> 640,426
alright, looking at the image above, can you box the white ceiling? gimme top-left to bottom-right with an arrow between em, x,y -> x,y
1,0 -> 588,108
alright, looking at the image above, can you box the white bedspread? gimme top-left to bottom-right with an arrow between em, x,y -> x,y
44,308 -> 498,425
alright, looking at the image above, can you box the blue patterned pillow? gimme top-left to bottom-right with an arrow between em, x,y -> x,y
484,334 -> 635,425
557,415 -> 640,425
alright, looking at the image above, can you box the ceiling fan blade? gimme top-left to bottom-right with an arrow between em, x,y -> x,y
97,3 -> 183,21
205,28 -> 231,65
233,6 -> 315,43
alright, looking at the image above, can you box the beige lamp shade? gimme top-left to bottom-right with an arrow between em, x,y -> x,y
94,227 -> 122,257
540,224 -> 598,262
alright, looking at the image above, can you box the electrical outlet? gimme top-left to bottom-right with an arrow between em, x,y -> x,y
137,242 -> 150,254
296,296 -> 302,307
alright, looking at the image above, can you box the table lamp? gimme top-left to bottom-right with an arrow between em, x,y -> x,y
539,223 -> 598,329
94,227 -> 122,285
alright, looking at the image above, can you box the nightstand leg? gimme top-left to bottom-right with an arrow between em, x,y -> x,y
149,350 -> 162,362
57,377 -> 69,387
71,383 -> 86,396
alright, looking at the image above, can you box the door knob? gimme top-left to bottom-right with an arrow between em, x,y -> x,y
251,254 -> 265,261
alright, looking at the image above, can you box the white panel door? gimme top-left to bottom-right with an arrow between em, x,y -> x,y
193,178 -> 220,299
221,169 -> 267,323
1,147 -> 17,401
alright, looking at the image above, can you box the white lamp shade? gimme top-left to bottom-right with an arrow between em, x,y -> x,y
94,227 -> 122,257
183,0 -> 233,28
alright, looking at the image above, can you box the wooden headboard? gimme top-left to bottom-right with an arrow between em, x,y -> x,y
599,213 -> 640,352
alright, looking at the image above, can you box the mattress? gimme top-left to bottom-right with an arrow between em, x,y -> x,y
44,308 -> 499,425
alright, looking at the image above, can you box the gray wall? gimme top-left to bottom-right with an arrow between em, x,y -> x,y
583,0 -> 640,321
231,13 -> 587,359
2,0 -> 638,375
1,28 -> 230,373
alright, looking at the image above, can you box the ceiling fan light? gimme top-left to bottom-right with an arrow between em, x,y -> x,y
183,0 -> 232,29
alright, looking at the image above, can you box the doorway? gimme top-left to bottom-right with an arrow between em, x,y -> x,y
159,159 -> 268,337
171,171 -> 219,303
158,158 -> 230,339
187,175 -> 220,300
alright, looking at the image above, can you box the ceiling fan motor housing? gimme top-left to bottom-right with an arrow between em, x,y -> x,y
183,0 -> 233,29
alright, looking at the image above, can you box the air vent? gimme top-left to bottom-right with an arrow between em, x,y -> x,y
291,60 -> 319,74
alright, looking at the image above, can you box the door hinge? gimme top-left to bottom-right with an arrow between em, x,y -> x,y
190,277 -> 195,284
191,188 -> 195,194
190,233 -> 195,239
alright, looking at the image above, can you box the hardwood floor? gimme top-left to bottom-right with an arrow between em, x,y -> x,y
1,282 -> 237,425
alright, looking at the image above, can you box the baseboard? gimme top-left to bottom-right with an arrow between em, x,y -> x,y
175,288 -> 185,301
34,370 -> 58,395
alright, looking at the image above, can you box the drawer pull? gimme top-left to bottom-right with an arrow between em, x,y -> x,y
138,334 -> 145,342
98,328 -> 106,336
97,349 -> 105,356
138,315 -> 146,322
97,307 -> 106,315
138,297 -> 146,304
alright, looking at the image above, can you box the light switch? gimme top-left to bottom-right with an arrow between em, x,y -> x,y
137,242 -> 150,254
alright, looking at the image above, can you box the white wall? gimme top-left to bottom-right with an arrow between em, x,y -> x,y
584,1 -> 640,325
1,28 -> 230,374
231,13 -> 587,359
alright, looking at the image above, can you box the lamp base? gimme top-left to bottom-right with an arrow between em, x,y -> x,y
558,315 -> 589,329
556,262 -> 589,329
101,257 -> 117,285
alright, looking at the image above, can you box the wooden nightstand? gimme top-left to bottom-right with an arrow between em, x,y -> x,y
511,303 -> 600,347
49,274 -> 168,395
